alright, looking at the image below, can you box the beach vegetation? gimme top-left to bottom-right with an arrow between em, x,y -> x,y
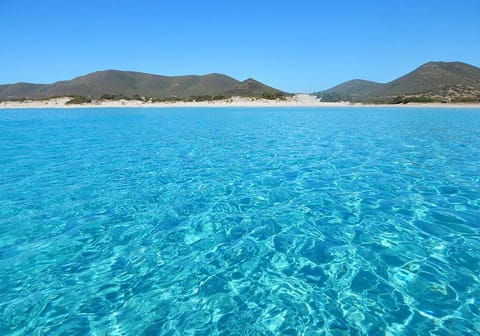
32,95 -> 63,101
150,96 -> 183,103
451,96 -> 480,103
1,97 -> 27,102
66,95 -> 92,104
391,96 -> 409,104
100,94 -> 131,101
318,92 -> 352,102
213,94 -> 227,100
389,95 -> 435,104
260,91 -> 286,100
188,95 -> 214,102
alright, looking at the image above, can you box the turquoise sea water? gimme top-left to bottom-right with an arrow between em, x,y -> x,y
0,107 -> 479,335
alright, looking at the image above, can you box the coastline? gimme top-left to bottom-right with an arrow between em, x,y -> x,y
1,94 -> 479,109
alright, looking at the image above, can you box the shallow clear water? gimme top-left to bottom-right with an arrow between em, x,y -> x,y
0,107 -> 479,335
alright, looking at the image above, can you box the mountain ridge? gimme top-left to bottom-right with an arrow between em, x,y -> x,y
0,70 -> 286,100
317,61 -> 480,103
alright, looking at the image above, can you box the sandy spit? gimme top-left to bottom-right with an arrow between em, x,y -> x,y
1,95 -> 479,109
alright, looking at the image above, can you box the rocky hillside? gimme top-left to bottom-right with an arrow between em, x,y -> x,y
317,62 -> 480,103
0,70 -> 286,100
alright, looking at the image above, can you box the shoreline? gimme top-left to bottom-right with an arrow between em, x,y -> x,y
1,95 -> 479,109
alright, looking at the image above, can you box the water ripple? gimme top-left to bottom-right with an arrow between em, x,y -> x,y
0,107 -> 479,335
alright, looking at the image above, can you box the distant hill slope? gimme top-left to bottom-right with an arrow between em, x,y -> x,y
319,79 -> 383,100
317,61 -> 480,103
0,70 -> 286,100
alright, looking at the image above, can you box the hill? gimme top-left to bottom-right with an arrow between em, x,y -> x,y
318,79 -> 383,102
0,70 -> 286,101
317,61 -> 480,103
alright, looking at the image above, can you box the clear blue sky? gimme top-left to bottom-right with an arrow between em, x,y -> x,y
1,0 -> 479,92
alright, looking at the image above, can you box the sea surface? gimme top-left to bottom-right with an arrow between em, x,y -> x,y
0,107 -> 479,335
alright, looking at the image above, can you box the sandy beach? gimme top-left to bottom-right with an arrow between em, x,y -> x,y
0,94 -> 479,109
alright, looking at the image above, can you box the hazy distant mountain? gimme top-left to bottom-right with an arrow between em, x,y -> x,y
317,61 -> 480,103
0,70 -> 285,100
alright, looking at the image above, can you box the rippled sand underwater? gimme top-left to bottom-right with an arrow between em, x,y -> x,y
0,107 -> 479,335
